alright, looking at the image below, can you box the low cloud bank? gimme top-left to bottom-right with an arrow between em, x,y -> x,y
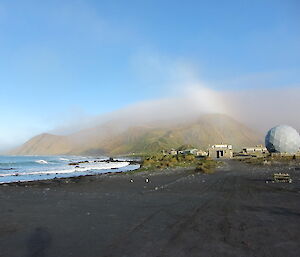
52,85 -> 300,137
3,85 -> 299,152
113,86 -> 300,134
225,87 -> 300,132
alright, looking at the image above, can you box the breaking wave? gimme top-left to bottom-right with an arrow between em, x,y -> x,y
59,158 -> 69,161
35,160 -> 48,164
0,155 -> 140,184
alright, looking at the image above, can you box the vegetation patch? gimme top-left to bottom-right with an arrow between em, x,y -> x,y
137,153 -> 218,174
194,159 -> 218,174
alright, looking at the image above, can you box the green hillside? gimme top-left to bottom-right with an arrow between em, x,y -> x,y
10,114 -> 263,156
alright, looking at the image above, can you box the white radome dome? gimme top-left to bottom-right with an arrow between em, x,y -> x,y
265,125 -> 300,154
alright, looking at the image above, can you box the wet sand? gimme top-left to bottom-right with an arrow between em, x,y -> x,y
0,161 -> 299,257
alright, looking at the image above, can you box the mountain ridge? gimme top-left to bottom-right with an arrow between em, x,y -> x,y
10,114 -> 263,155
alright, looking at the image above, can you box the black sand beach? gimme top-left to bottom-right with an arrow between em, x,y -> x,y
0,160 -> 300,257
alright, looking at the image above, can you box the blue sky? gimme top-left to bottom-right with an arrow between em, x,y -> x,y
0,0 -> 299,148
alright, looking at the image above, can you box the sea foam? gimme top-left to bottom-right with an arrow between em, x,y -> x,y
35,160 -> 48,164
0,161 -> 130,178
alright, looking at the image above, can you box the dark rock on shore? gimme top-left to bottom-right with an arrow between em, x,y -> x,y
68,162 -> 80,166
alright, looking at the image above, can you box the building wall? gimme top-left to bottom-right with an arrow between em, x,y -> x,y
242,145 -> 268,154
208,146 -> 233,159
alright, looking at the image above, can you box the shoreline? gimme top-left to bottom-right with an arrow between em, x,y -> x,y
0,156 -> 142,185
0,165 -> 195,187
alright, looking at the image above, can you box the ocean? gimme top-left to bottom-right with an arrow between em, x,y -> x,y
0,155 -> 140,184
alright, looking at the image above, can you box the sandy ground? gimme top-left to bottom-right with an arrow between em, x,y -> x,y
0,160 -> 299,257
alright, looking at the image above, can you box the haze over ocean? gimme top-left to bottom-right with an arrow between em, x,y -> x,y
0,0 -> 299,150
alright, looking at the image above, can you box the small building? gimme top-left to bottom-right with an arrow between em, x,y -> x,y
169,149 -> 178,155
166,148 -> 208,156
178,148 -> 199,155
242,145 -> 268,154
208,144 -> 233,159
186,148 -> 199,155
196,150 -> 208,157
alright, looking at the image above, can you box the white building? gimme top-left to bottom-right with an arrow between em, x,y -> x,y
208,144 -> 233,159
242,145 -> 268,154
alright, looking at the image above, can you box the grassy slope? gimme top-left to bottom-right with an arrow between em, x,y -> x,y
101,114 -> 262,155
10,133 -> 73,155
10,114 -> 263,156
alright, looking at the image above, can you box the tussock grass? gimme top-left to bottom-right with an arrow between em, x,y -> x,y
139,154 -> 218,174
194,160 -> 218,174
141,154 -> 197,170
